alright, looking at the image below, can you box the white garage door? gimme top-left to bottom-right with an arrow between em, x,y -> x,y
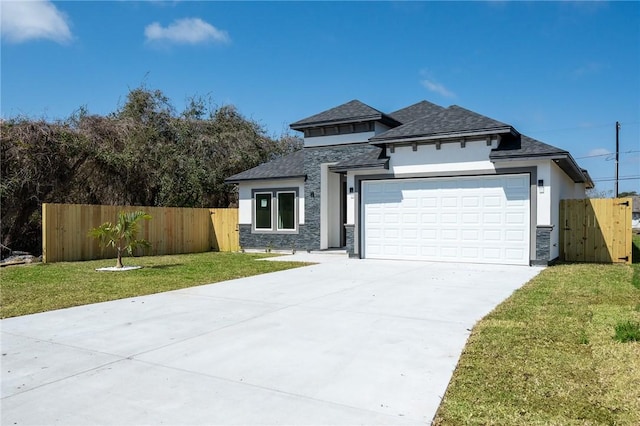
362,174 -> 530,265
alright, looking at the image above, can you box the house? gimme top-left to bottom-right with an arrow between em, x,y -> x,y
225,100 -> 593,265
632,196 -> 640,230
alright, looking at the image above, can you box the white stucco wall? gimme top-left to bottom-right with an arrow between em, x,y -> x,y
549,161 -> 588,259
320,164 -> 344,249
389,139 -> 498,177
237,179 -> 305,225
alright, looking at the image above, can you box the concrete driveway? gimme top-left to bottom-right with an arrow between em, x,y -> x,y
1,255 -> 542,425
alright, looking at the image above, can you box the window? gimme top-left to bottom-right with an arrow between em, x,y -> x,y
303,121 -> 375,138
277,192 -> 295,230
253,188 -> 298,233
255,193 -> 272,229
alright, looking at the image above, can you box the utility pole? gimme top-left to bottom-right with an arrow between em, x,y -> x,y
615,121 -> 620,198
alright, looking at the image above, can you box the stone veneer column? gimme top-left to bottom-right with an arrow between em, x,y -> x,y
344,224 -> 355,257
302,143 -> 380,251
535,225 -> 553,265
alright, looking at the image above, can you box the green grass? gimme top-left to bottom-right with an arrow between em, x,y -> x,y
0,252 -> 308,318
632,234 -> 640,289
434,258 -> 640,424
614,320 -> 640,343
433,235 -> 640,426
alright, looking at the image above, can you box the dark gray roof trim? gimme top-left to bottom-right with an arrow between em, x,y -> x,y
328,147 -> 388,172
290,100 -> 401,130
224,150 -> 305,183
491,135 -> 594,187
371,105 -> 512,142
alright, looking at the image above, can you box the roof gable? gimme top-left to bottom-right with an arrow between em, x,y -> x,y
388,100 -> 445,124
290,100 -> 400,129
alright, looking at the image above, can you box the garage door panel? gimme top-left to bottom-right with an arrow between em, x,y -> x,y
483,196 -> 502,207
462,212 -> 480,224
483,247 -> 501,260
483,213 -> 501,224
363,174 -> 530,265
506,212 -> 526,224
461,229 -> 480,241
421,197 -> 438,208
461,247 -> 480,258
505,230 -> 526,242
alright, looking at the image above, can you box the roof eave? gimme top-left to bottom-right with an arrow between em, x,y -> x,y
491,153 -> 593,187
370,127 -> 514,143
224,174 -> 306,184
328,160 -> 389,173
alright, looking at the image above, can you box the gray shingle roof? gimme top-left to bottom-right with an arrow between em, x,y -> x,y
329,147 -> 388,172
371,105 -> 512,142
224,150 -> 304,183
491,134 -> 593,187
290,100 -> 400,129
490,134 -> 567,159
226,100 -> 591,187
388,100 -> 445,124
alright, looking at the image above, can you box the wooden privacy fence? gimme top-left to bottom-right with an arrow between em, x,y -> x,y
42,203 -> 239,263
560,198 -> 632,264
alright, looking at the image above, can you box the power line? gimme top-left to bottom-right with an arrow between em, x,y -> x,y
591,176 -> 640,182
575,150 -> 640,159
526,121 -> 639,134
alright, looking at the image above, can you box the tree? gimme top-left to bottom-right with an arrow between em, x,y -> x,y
89,211 -> 151,268
618,191 -> 638,198
1,85 -> 301,256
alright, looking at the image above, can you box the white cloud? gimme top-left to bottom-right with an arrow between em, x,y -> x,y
1,0 -> 72,44
420,79 -> 456,99
144,18 -> 230,45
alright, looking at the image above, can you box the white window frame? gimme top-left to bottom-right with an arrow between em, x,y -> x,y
254,191 -> 273,231
276,190 -> 297,232
252,188 -> 299,234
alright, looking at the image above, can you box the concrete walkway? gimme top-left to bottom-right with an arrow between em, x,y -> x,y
1,255 -> 543,425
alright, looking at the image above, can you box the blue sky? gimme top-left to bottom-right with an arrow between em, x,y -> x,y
2,1 -> 639,194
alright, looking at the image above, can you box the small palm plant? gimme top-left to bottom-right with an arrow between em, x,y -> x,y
89,211 -> 152,268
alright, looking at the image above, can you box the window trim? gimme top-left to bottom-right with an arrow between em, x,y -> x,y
251,188 -> 299,234
276,191 -> 296,231
254,191 -> 273,231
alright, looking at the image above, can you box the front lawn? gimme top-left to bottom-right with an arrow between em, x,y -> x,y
433,251 -> 640,424
0,252 -> 308,319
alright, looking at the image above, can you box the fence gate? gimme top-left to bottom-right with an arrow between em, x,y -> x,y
560,198 -> 632,264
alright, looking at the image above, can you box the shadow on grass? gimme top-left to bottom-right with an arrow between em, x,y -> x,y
632,236 -> 640,264
145,264 -> 183,270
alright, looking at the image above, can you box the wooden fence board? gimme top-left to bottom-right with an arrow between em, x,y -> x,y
210,208 -> 240,252
42,204 -> 239,263
560,198 -> 632,264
